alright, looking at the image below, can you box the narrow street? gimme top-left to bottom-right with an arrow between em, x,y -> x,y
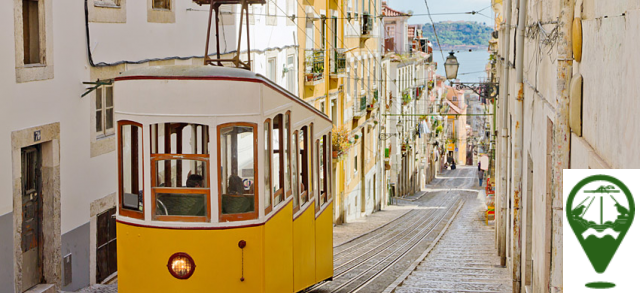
309,166 -> 509,293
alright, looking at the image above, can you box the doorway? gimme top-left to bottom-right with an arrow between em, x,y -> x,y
21,145 -> 43,292
96,207 -> 117,283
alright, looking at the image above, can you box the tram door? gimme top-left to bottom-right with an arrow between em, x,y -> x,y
21,146 -> 43,292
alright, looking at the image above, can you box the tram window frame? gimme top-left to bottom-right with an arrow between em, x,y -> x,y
284,111 -> 292,199
149,123 -> 211,222
264,119 -> 272,215
318,134 -> 327,206
309,123 -> 314,211
118,120 -> 144,220
292,130 -> 300,214
299,126 -> 309,205
327,132 -> 332,201
217,122 -> 260,222
272,114 -> 284,206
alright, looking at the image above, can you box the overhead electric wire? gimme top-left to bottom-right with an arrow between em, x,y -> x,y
423,0 -> 445,61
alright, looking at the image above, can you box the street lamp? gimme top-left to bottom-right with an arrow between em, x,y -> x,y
444,51 -> 459,80
396,119 -> 403,134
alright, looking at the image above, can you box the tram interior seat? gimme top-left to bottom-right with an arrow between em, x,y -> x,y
221,194 -> 254,214
156,194 -> 206,216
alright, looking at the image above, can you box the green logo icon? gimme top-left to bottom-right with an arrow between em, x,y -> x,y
567,175 -> 634,289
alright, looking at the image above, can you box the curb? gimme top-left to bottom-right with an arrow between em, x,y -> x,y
381,199 -> 466,293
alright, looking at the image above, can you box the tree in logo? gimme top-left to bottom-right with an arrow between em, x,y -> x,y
566,175 -> 634,289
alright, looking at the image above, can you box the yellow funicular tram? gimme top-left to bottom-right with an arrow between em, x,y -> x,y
114,1 -> 333,292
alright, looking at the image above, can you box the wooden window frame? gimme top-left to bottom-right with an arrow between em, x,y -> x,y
217,122 -> 260,222
292,130 -> 300,214
152,0 -> 170,10
264,119 -> 272,215
118,120 -> 144,220
150,154 -> 211,222
96,85 -> 115,138
319,135 -> 327,205
299,126 -> 309,205
327,132 -> 332,201
272,114 -> 285,206
284,111 -> 292,199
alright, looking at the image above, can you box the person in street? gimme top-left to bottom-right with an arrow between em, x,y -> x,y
478,163 -> 484,187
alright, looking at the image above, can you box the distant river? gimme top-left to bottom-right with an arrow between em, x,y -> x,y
432,49 -> 490,82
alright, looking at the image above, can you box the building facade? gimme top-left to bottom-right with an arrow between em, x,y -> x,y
0,0 -> 296,292
492,0 -> 640,292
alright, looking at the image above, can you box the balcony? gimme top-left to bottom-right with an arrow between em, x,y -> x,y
353,95 -> 367,119
366,90 -> 379,112
304,49 -> 324,86
360,13 -> 373,40
330,49 -> 346,78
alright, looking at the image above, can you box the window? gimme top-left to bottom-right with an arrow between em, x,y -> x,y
321,16 -> 326,49
292,130 -> 300,211
96,86 -> 115,138
266,0 -> 277,25
267,57 -> 277,82
264,120 -> 272,213
150,123 -> 210,222
22,0 -> 42,65
272,114 -> 284,205
327,132 -> 332,201
152,0 -> 170,10
218,123 -> 258,221
284,112 -> 291,198
286,55 -> 296,93
305,15 -> 315,49
299,126 -> 309,204
95,0 -> 121,8
354,154 -> 358,175
118,121 -> 144,219
320,101 -> 325,114
318,135 -> 327,205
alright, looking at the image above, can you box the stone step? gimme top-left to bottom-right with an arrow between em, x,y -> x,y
397,280 -> 511,292
414,267 -> 509,275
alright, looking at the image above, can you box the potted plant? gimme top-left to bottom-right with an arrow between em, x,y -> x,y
331,125 -> 350,159
402,92 -> 411,105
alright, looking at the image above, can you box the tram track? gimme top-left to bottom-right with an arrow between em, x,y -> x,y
333,196 -> 451,264
332,196 -> 454,269
308,192 -> 463,293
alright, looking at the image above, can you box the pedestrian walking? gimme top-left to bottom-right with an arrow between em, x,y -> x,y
478,163 -> 484,187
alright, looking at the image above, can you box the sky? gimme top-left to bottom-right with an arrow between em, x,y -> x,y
383,0 -> 494,27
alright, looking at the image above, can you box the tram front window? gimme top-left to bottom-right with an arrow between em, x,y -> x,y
219,124 -> 258,220
153,159 -> 208,217
150,122 -> 210,221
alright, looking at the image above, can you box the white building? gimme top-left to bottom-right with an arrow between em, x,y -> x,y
0,0 -> 296,292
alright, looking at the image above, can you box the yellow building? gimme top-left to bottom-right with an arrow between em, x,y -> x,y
297,0 -> 381,223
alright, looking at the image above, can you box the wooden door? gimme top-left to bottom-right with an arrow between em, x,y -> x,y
21,146 -> 42,292
96,207 -> 117,283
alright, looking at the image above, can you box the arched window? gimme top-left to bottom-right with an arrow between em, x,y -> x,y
264,119 -> 272,214
299,126 -> 309,205
272,114 -> 284,206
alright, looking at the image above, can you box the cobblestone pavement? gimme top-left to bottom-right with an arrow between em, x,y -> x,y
61,282 -> 117,293
390,190 -> 512,293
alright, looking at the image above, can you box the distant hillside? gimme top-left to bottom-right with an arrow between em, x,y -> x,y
422,21 -> 493,50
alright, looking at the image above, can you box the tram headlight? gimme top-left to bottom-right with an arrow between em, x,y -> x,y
167,252 -> 196,279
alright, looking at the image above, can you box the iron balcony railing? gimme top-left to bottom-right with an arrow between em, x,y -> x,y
331,49 -> 346,75
353,94 -> 367,119
361,13 -> 373,36
304,49 -> 324,83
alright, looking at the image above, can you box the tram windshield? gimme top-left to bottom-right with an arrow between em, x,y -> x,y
219,125 -> 256,216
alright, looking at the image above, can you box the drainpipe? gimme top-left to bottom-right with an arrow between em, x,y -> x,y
551,0 -> 574,291
497,0 -> 512,267
512,0 -> 528,289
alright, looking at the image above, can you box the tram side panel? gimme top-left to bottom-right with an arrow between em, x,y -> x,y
264,201 -> 294,293
293,203 -> 317,292
315,204 -> 334,282
116,223 -> 265,292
